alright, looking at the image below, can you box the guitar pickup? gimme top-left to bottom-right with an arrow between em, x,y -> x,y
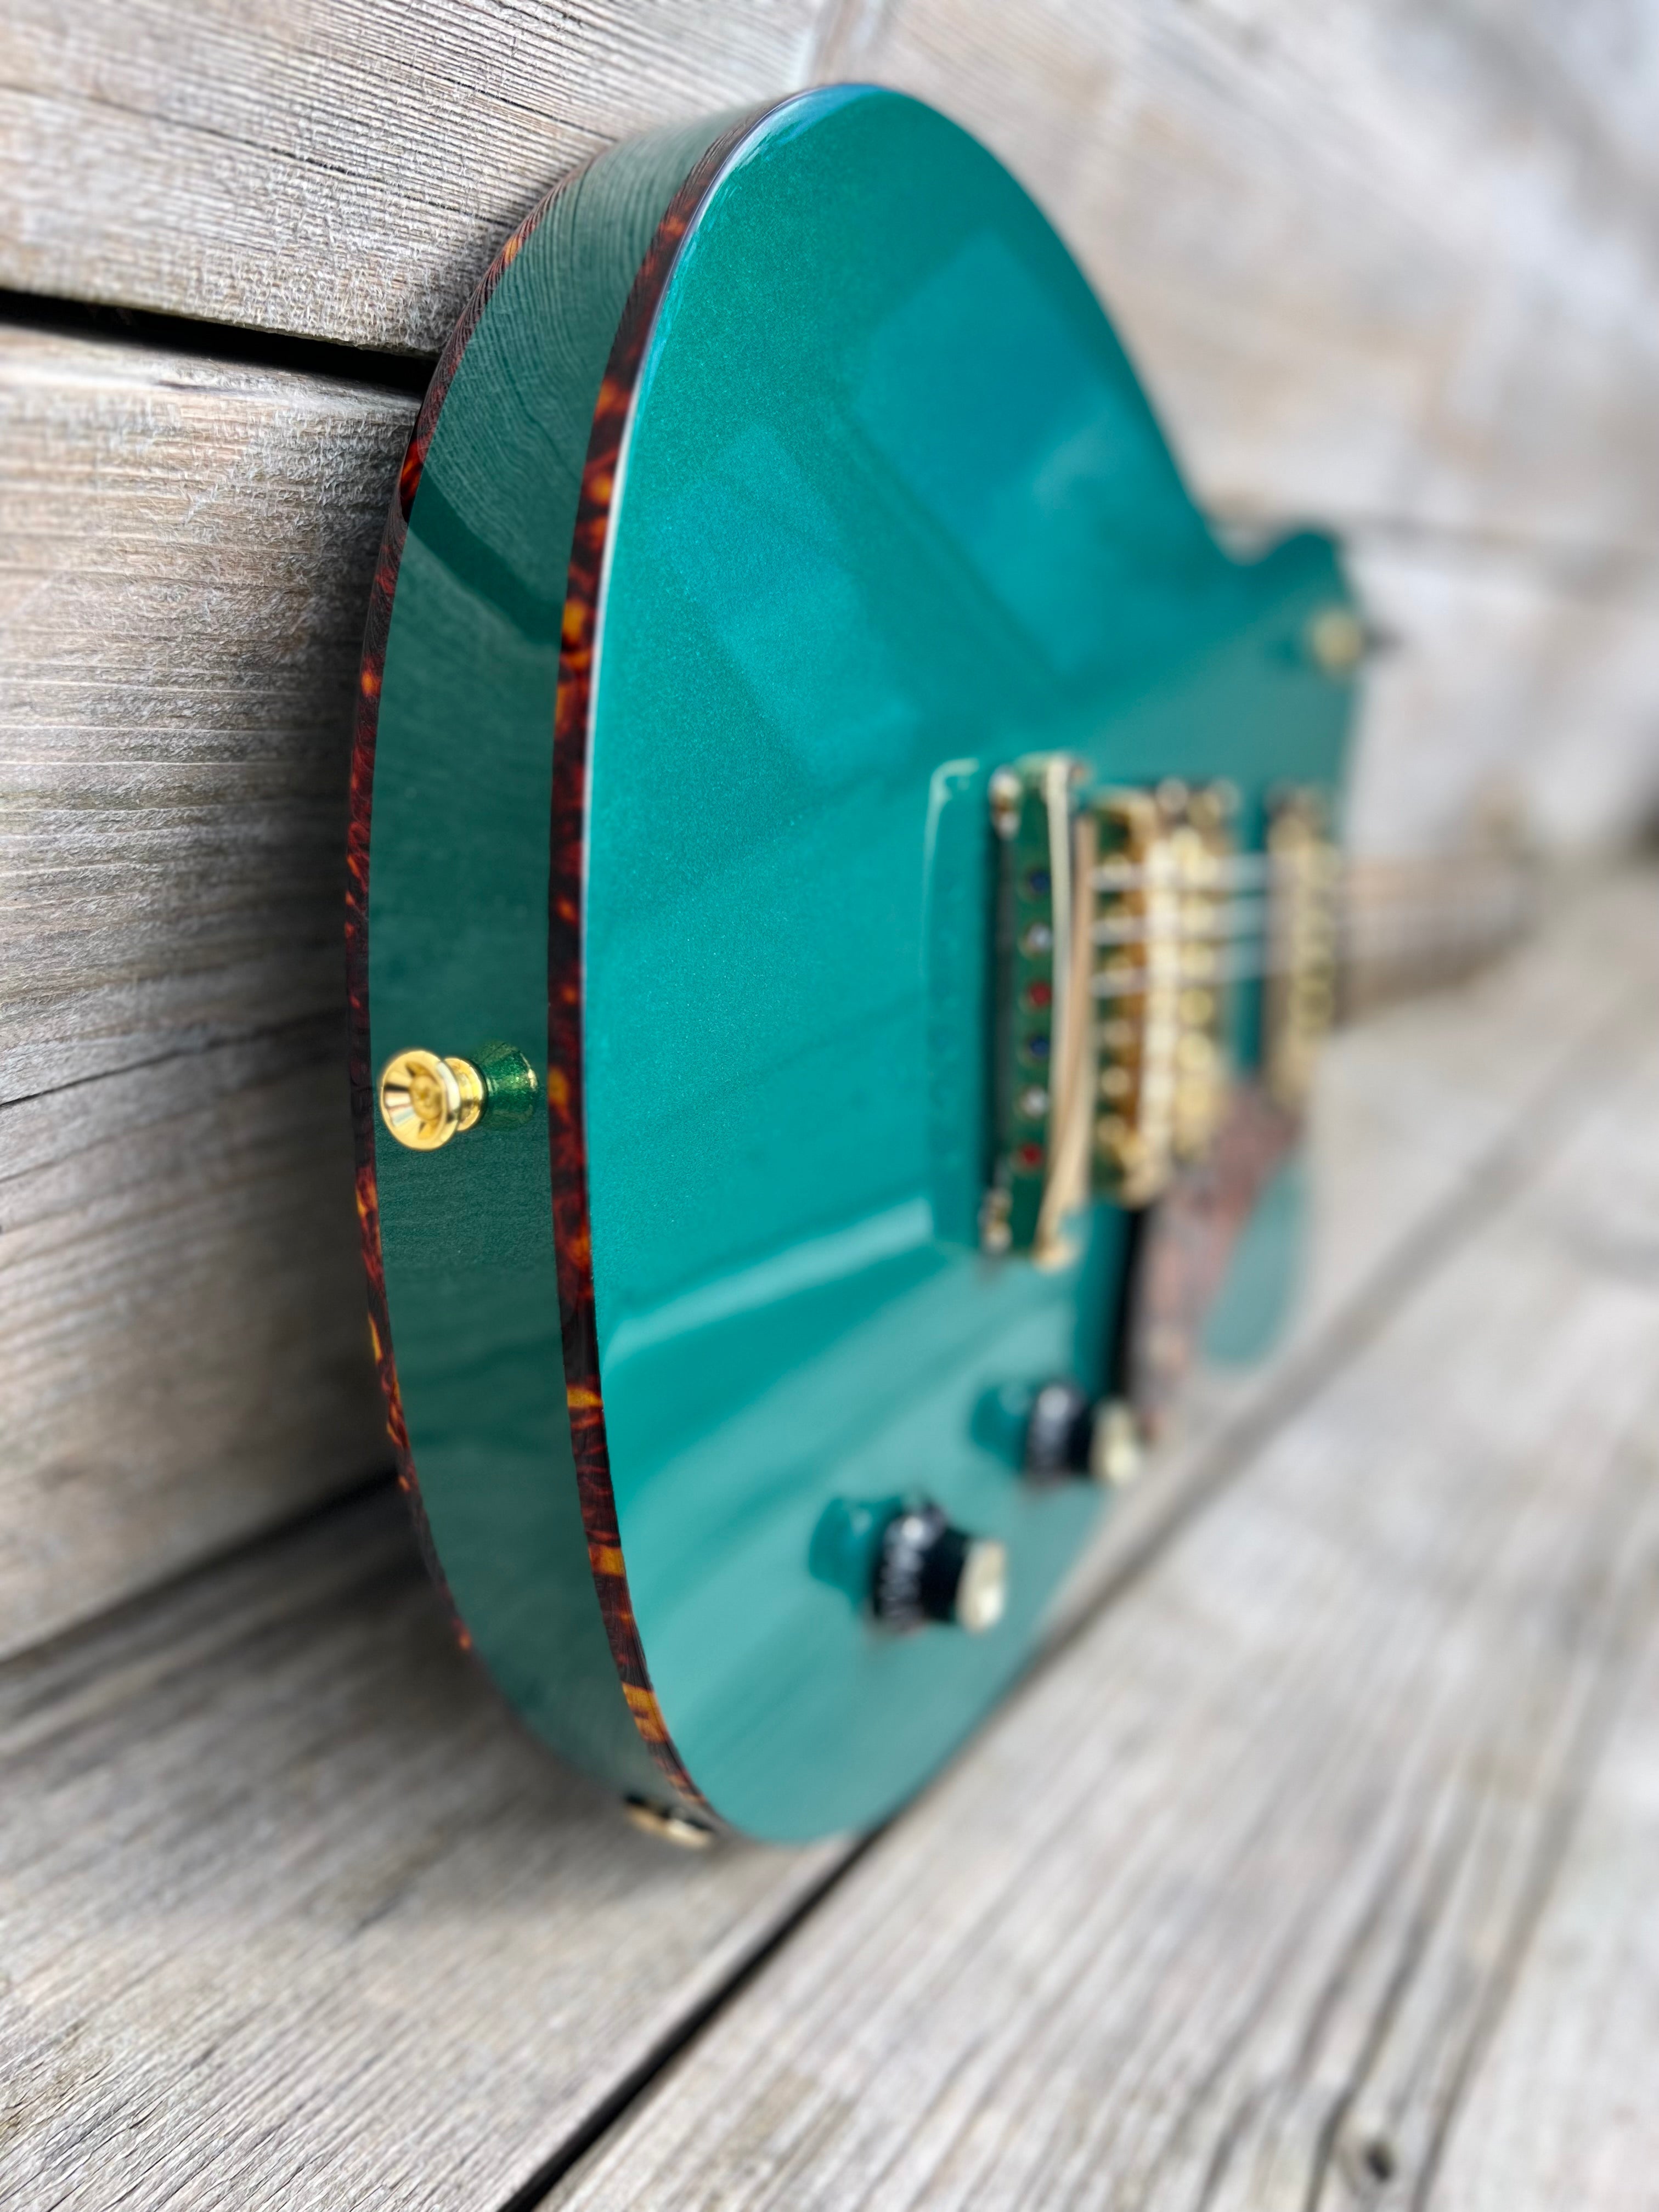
983,762 -> 1238,1260
1262,787 -> 1338,1111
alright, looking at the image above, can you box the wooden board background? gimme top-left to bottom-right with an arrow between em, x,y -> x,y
5,0 -> 1658,554
1,4 -> 1656,1697
0,328 -> 405,1654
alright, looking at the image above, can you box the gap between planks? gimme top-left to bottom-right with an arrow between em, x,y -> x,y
7,0 -> 1659,580
1,874 -> 1655,2211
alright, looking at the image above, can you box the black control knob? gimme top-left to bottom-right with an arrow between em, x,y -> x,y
872,1503 -> 1007,1634
1022,1379 -> 1094,1478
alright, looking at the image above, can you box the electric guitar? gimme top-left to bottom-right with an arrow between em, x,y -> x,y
347,85 -> 1359,1844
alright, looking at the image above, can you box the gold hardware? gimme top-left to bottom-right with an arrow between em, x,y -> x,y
623,1798 -> 717,1849
985,765 -> 1237,1247
1263,791 -> 1339,1110
377,1049 -> 486,1150
377,1041 -> 540,1150
988,765 -> 1024,840
1090,1399 -> 1143,1487
979,1185 -> 1014,1256
1305,605 -> 1367,676
1167,799 -> 1231,1164
953,1538 -> 1009,1634
1087,782 -> 1234,1207
1030,760 -> 1094,1269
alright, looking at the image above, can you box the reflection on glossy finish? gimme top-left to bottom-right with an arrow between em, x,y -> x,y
377,1049 -> 483,1151
360,86 -> 1357,1843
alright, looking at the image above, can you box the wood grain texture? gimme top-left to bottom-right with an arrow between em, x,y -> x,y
1344,532 -> 1659,856
0,324 -> 413,1652
1434,1554 -> 1659,2205
0,0 -> 829,353
2,878 -> 1653,2212
4,0 -> 1658,562
0,324 -> 414,1097
1420,1035 -> 1659,2205
11,0 -> 1659,856
0,1486 -> 843,2212
0,1025 -> 385,1661
545,984 -> 1659,2212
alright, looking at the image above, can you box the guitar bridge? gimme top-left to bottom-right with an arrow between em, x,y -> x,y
983,764 -> 1238,1259
1089,782 -> 1234,1207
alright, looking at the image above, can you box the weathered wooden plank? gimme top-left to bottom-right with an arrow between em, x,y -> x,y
543,1020 -> 1659,2212
0,0 -> 829,352
0,1025 -> 385,1660
0,1486 -> 843,2212
1296,868 -> 1659,1301
0,324 -> 414,1098
5,0 -> 1658,568
0,324 -> 410,1650
1432,1549 -> 1659,2206
1345,532 -> 1659,857
0,883 -> 1651,2211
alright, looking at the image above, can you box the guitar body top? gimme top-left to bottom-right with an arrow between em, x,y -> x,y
350,87 -> 1357,1842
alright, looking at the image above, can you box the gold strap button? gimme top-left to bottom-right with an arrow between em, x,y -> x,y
377,1042 -> 539,1150
377,1049 -> 486,1150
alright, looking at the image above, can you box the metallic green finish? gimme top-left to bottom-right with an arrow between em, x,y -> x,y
586,90 -> 1352,1838
368,86 -> 1356,1841
473,1040 -> 540,1131
369,119 -> 738,1801
808,1494 -> 905,1604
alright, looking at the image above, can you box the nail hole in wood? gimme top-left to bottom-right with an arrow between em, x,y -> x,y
1361,2135 -> 1398,2184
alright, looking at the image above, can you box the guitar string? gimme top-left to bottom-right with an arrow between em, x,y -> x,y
1081,896 -> 1529,951
1062,869 -> 1531,958
1081,926 -> 1529,1001
1047,883 -> 1534,1005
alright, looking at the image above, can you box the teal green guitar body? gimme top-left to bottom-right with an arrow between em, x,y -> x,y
349,87 -> 1357,1843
